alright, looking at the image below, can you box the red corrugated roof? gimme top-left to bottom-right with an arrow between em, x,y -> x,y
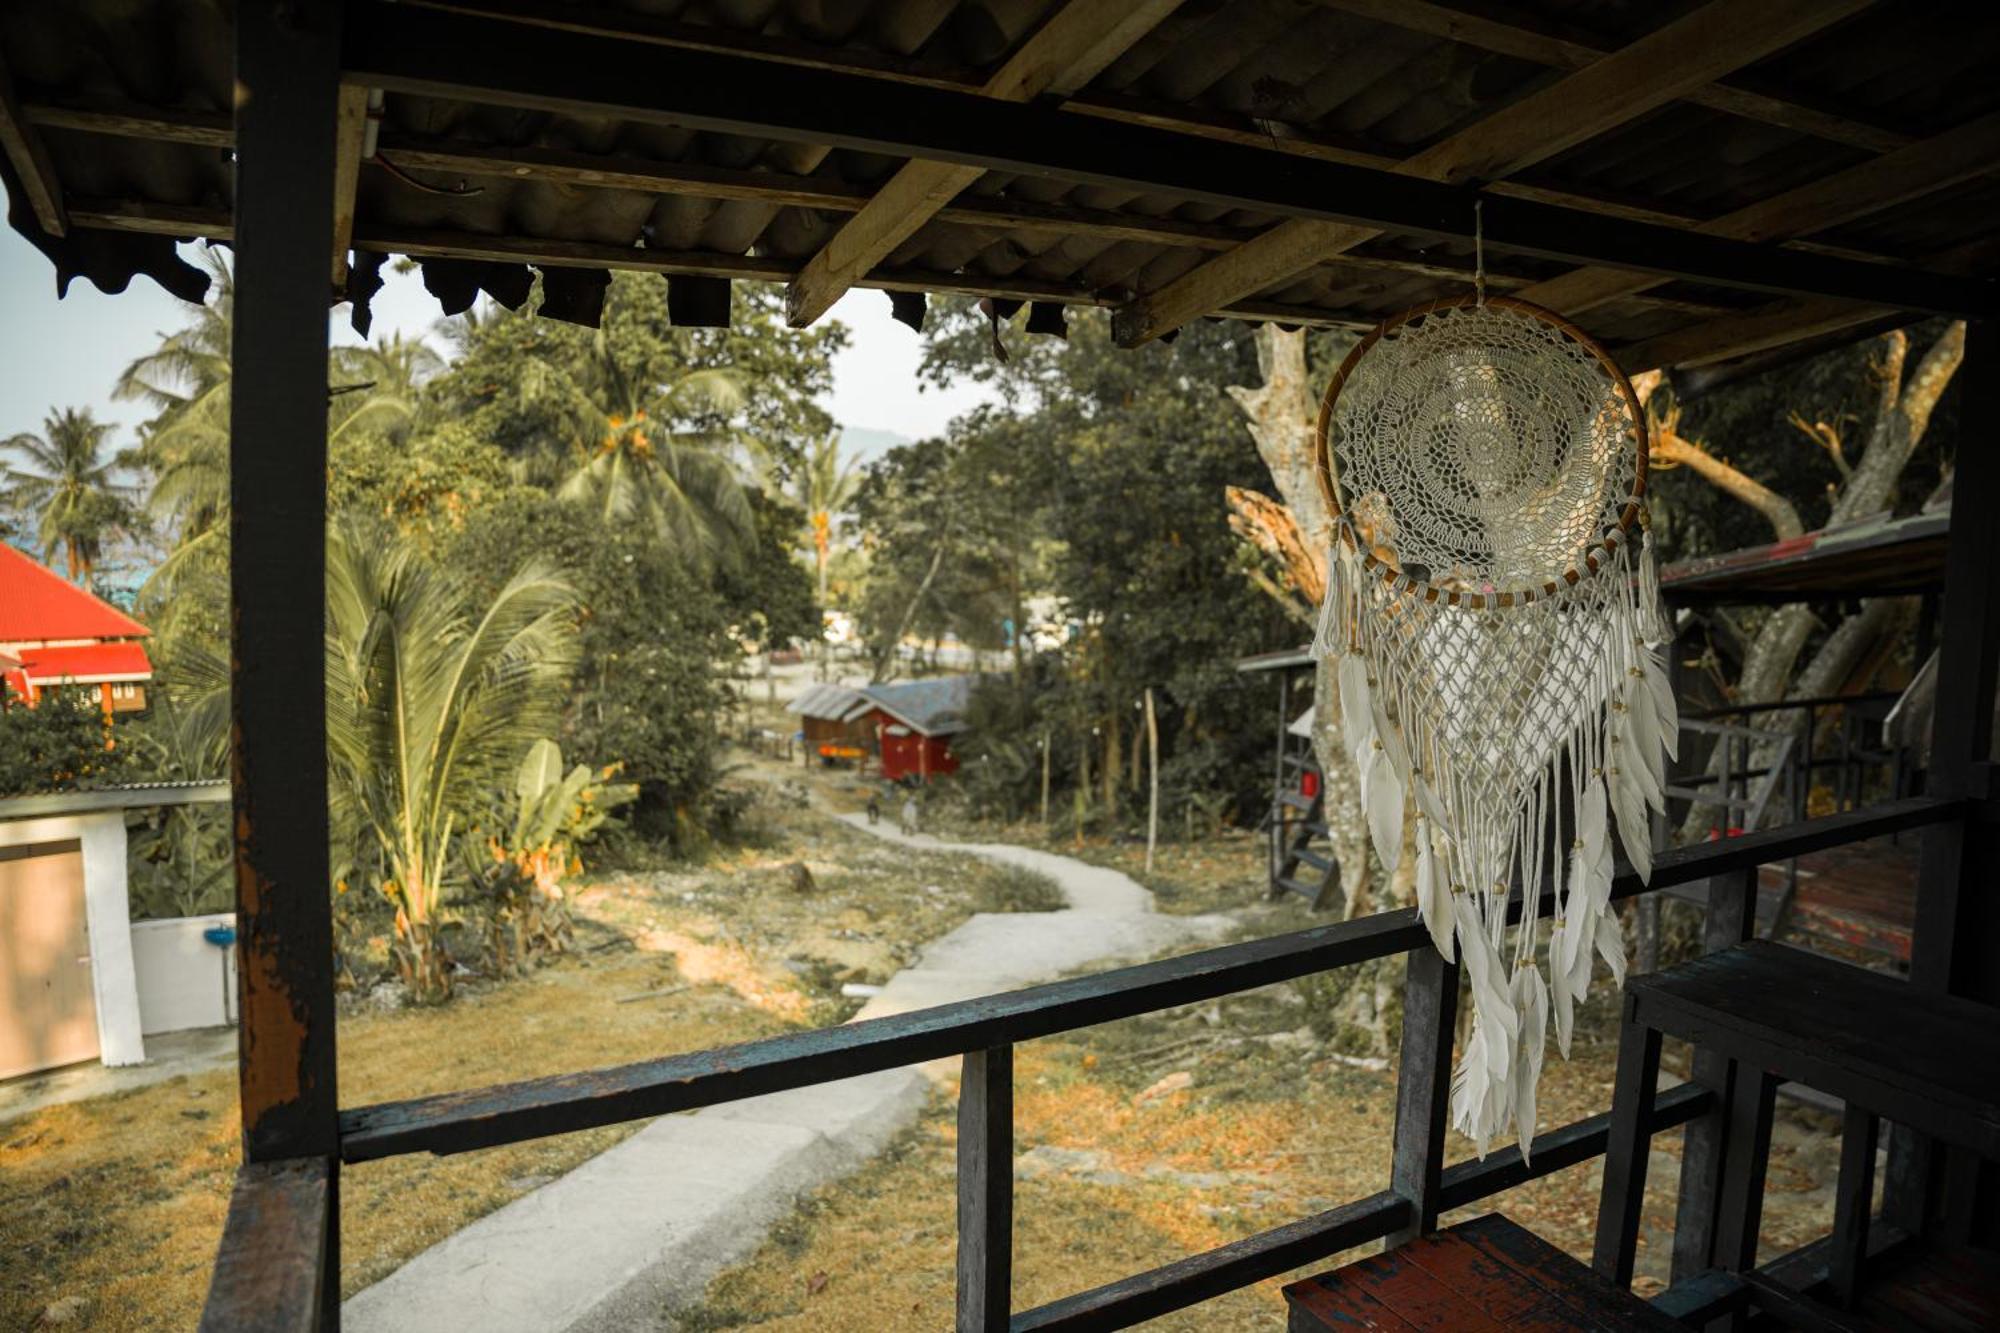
16,641 -> 153,684
0,544 -> 149,640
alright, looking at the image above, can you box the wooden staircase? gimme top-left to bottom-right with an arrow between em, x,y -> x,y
1268,740 -> 1341,910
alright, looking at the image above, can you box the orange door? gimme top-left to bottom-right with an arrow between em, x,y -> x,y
0,840 -> 99,1079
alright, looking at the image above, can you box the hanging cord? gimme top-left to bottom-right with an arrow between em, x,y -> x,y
1473,199 -> 1486,307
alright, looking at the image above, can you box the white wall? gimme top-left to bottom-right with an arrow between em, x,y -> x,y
131,913 -> 236,1035
0,811 -> 144,1065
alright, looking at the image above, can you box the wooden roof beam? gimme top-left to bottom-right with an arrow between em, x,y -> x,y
1314,0 -> 1907,153
22,106 -> 1746,315
783,0 -> 1186,329
330,86 -> 370,287
334,2 -> 1985,317
1616,236 -> 1993,372
61,197 -> 1369,329
1111,0 -> 1876,346
1518,109 -> 2000,315
0,54 -> 67,236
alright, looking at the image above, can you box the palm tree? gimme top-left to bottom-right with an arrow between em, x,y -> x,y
792,431 -> 862,676
330,333 -> 444,446
547,325 -> 756,564
324,516 -> 580,1001
2,407 -> 137,583
120,251 -> 442,596
117,250 -> 235,593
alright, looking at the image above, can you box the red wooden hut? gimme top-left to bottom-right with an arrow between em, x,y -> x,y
0,545 -> 153,716
858,676 -> 978,783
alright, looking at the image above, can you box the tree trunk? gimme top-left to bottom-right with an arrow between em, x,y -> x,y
1676,324 -> 1964,840
1103,706 -> 1122,827
1229,325 -> 1373,908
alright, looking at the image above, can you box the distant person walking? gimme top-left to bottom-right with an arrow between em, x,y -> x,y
866,795 -> 881,825
899,794 -> 920,837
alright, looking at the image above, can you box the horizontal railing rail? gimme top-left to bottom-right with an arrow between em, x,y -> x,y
211,795 -> 1956,1331
1011,1082 -> 1713,1331
339,795 -> 1957,1163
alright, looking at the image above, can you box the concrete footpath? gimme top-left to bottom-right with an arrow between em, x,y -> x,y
345,820 -> 1229,1332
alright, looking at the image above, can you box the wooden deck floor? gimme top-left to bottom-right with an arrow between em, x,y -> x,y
1667,836 -> 1920,963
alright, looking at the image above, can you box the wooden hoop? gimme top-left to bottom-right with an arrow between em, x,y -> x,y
1312,294 -> 1650,610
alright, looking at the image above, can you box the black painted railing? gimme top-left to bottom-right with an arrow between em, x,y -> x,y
202,794 -> 1960,1331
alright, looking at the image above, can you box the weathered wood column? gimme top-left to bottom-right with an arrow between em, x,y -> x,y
224,0 -> 344,1324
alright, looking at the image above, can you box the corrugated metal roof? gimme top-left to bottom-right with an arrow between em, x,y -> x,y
786,681 -> 871,721
860,674 -> 983,736
3,0 -> 1989,363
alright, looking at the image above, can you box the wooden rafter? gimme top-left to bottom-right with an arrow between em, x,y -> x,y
338,2 -> 1981,318
1518,109 -> 2000,315
330,85 -> 370,287
1313,0 -> 1906,153
784,0 -> 1186,328
59,198 -> 1373,330
0,53 -> 66,235
1111,0 -> 1876,346
1616,235 -> 1994,372
23,106 -> 1738,318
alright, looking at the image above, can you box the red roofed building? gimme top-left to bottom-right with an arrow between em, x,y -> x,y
0,544 -> 153,715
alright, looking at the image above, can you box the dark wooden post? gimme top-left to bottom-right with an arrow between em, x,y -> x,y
1670,866 -> 1757,1281
1828,1105 -> 1879,1307
1592,995 -> 1662,1286
1893,318 -> 2000,1238
1388,946 -> 1459,1244
957,1045 -> 1013,1331
1710,1067 -> 1780,1278
230,0 -> 343,1320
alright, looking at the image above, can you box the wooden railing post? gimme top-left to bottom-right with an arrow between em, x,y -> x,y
1388,946 -> 1459,1244
957,1045 -> 1013,1332
1671,866 -> 1758,1281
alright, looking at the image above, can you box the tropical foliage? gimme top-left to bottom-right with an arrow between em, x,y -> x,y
35,266 -> 833,997
2,407 -> 137,584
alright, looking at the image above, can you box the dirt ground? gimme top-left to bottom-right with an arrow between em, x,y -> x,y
0,787 -> 1061,1331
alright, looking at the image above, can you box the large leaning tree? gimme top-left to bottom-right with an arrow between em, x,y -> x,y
1648,322 -> 1965,840
1225,326 -> 1376,915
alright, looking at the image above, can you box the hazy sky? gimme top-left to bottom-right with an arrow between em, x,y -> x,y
0,227 -> 993,453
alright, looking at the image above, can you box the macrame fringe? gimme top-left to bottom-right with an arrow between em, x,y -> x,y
1315,525 -> 1673,1161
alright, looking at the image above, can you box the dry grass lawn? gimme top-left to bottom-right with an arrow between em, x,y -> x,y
0,792 -> 1059,1330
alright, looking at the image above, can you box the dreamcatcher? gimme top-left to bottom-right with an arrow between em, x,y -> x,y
1310,290 -> 1675,1160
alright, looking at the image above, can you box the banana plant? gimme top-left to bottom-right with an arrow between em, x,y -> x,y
473,738 -> 636,975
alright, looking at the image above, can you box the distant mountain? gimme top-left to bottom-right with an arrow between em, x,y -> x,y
838,425 -> 913,464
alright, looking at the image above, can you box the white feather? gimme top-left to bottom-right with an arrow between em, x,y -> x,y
1413,770 -> 1453,832
1622,683 -> 1658,788
1549,927 -> 1576,1058
1595,909 -> 1628,990
1414,818 -> 1453,962
1560,842 -> 1589,979
1371,694 -> 1410,779
1638,646 -> 1679,761
1337,656 -> 1374,763
1607,734 -> 1654,883
1513,966 -> 1548,1161
1363,743 -> 1405,875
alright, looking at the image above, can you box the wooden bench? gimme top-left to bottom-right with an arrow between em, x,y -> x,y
1284,1214 -> 1683,1331
1595,940 -> 2000,1314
